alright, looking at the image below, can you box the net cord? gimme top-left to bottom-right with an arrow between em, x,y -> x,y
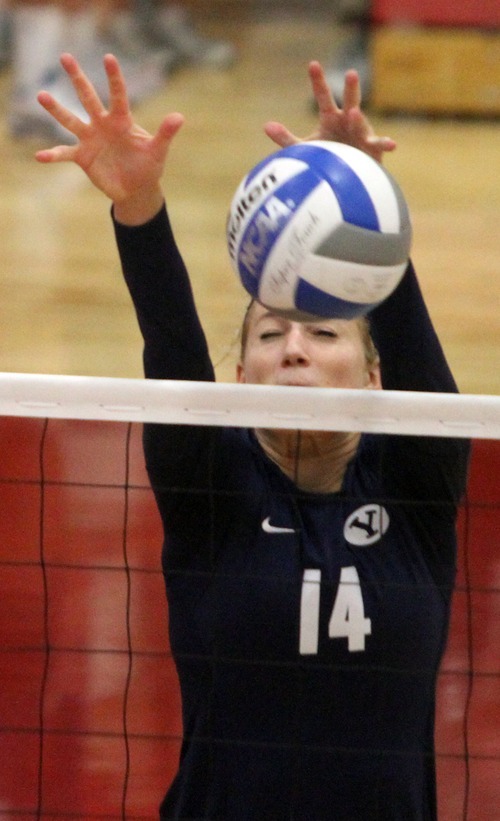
1,372 -> 499,438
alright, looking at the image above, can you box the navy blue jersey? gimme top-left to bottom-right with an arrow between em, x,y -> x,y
114,207 -> 470,820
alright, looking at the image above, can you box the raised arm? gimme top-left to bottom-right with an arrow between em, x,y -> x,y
35,52 -> 218,508
35,53 -> 184,226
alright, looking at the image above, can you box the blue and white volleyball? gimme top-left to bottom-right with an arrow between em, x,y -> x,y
226,141 -> 412,320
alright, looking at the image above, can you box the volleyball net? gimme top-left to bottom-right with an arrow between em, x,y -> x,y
0,373 -> 499,819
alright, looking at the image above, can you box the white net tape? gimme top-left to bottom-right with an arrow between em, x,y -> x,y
1,372 -> 499,438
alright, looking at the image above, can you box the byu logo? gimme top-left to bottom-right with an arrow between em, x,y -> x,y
344,505 -> 389,546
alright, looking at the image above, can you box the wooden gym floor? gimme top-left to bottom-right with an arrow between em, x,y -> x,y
0,6 -> 498,393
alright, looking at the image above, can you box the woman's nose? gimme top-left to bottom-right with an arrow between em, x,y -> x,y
282,326 -> 309,365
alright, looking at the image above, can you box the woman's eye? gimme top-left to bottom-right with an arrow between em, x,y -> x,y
313,328 -> 338,338
260,330 -> 281,340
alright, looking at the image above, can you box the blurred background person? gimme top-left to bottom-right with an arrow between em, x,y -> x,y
3,0 -> 236,142
122,0 -> 237,71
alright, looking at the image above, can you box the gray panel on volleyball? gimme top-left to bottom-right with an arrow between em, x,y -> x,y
316,222 -> 412,266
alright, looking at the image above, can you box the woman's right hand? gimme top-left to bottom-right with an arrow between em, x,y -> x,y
36,53 -> 185,225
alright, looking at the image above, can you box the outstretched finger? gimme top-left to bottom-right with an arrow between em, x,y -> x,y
342,69 -> 362,111
309,60 -> 337,115
150,112 -> 186,159
60,52 -> 107,120
366,136 -> 397,162
263,120 -> 299,148
103,53 -> 131,119
35,143 -> 79,164
347,108 -> 397,161
36,90 -> 88,140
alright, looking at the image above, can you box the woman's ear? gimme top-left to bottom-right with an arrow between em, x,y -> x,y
236,361 -> 246,383
367,362 -> 382,390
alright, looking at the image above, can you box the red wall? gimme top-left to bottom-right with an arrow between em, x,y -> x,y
372,0 -> 500,27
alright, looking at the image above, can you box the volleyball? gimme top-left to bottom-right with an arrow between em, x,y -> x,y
226,140 -> 412,320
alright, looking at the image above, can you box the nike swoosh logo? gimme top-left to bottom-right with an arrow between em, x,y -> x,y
261,516 -> 295,534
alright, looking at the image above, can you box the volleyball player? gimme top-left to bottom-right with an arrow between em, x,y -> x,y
36,54 -> 470,820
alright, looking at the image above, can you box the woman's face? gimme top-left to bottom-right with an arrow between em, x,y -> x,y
237,302 -> 381,391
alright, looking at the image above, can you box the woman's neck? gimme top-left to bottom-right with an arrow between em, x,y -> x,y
255,428 -> 361,493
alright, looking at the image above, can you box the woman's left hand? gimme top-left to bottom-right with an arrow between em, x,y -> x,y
264,61 -> 396,163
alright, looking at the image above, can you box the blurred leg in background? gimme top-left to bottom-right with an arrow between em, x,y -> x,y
0,0 -> 11,70
4,0 -> 237,143
7,0 -> 93,142
326,0 -> 371,102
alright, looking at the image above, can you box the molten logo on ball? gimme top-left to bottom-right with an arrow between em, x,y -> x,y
226,141 -> 412,321
226,170 -> 279,262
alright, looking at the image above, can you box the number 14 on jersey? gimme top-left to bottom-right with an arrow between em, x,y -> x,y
299,567 -> 371,655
